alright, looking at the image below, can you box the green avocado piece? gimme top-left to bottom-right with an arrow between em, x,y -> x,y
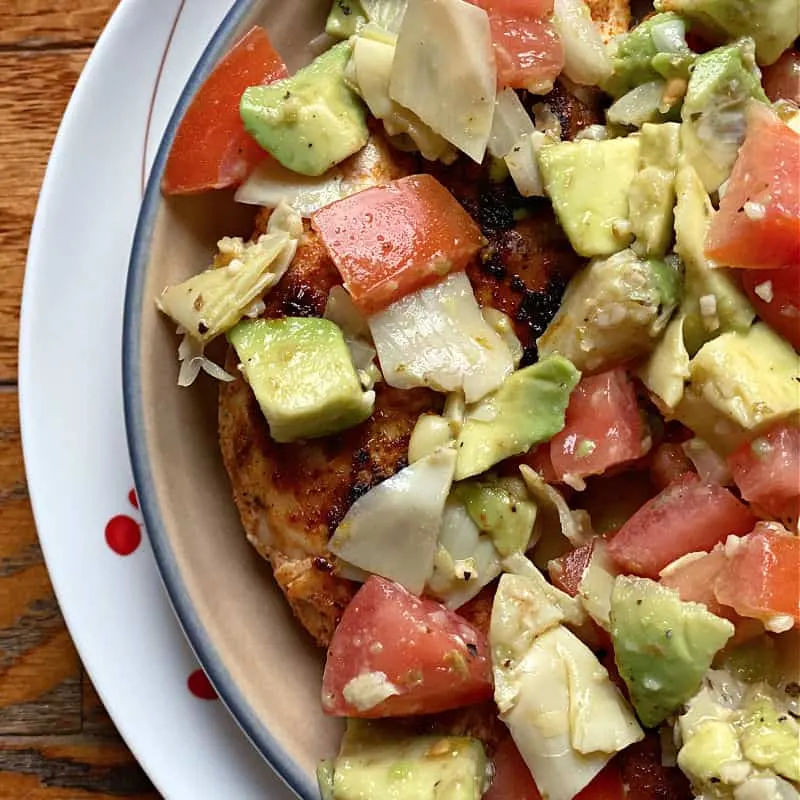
680,41 -> 768,192
677,719 -> 744,786
538,137 -> 640,258
604,12 -> 695,99
327,722 -> 489,800
610,576 -> 734,727
674,322 -> 800,455
673,161 -> 755,355
629,123 -> 681,258
325,0 -> 367,39
655,0 -> 800,65
737,690 -> 800,782
537,248 -> 681,374
455,357 -> 580,481
228,317 -> 374,443
454,477 -> 537,557
240,42 -> 369,176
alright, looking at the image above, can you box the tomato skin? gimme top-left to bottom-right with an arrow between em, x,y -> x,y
728,423 -> 800,525
608,474 -> 757,579
740,265 -> 800,350
321,576 -> 493,718
312,174 -> 485,314
705,104 -> 800,270
762,49 -> 800,104
649,442 -> 696,491
550,369 -> 644,481
162,26 -> 287,195
715,527 -> 800,624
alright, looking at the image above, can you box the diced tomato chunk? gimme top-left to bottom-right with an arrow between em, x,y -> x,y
661,548 -> 733,620
607,474 -> 757,578
762,49 -> 800,104
715,527 -> 800,625
616,732 -> 693,800
705,104 -> 800,270
311,174 -> 485,314
548,540 -> 595,596
322,576 -> 493,718
162,26 -> 287,194
550,369 -> 644,481
470,0 -> 564,92
728,423 -> 800,525
649,442 -> 696,491
485,737 -> 625,800
739,266 -> 800,350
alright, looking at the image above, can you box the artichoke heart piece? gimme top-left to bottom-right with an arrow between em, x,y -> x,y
156,231 -> 294,343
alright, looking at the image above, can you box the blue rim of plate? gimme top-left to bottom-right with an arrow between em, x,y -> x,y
122,2 -> 315,798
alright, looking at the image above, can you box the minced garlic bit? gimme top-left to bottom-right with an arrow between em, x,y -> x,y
753,281 -> 774,303
342,671 -> 400,711
764,614 -> 795,634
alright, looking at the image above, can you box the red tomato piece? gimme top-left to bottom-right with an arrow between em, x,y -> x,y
649,442 -> 696,491
473,0 -> 554,16
740,265 -> 800,350
762,49 -> 800,104
311,174 -> 484,314
608,474 -> 757,578
617,732 -> 693,800
715,527 -> 800,624
705,104 -> 800,270
485,736 -> 542,800
321,576 -> 493,718
660,547 -> 733,620
548,540 -> 595,596
728,423 -> 800,525
485,737 -> 625,800
162,26 -> 287,195
550,369 -> 644,481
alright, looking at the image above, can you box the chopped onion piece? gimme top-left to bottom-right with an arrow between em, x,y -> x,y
576,540 -> 618,630
328,448 -> 457,594
390,0 -> 496,163
607,80 -> 667,127
552,0 -> 613,87
575,124 -> 610,141
682,438 -> 732,485
650,18 -> 689,54
369,272 -> 514,403
324,286 -> 371,341
488,89 -> 535,159
504,131 -> 554,197
176,334 -> 236,388
235,138 -> 399,216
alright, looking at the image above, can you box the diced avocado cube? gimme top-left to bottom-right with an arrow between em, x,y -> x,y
610,576 -> 734,727
677,720 -> 745,785
241,42 -> 369,177
325,0 -> 367,39
629,123 -> 681,258
674,323 -> 800,454
538,137 -> 640,258
454,477 -> 537,557
737,690 -> 800,782
604,12 -> 694,99
538,248 -> 681,374
673,161 -> 755,355
327,722 -> 489,800
228,317 -> 374,443
455,356 -> 580,481
680,41 -> 768,192
655,0 -> 800,65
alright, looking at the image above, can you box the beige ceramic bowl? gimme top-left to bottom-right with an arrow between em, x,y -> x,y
123,2 -> 340,797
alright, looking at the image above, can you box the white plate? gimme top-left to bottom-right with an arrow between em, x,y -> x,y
19,1 -> 296,797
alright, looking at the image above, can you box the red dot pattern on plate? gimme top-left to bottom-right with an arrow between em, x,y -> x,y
128,488 -> 139,509
105,515 -> 142,556
187,669 -> 218,701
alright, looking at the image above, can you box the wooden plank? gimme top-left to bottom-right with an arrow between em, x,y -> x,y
0,50 -> 90,383
0,737 -> 158,799
0,390 -> 82,735
0,1 -> 120,48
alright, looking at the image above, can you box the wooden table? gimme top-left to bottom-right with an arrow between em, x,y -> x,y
0,2 -> 159,797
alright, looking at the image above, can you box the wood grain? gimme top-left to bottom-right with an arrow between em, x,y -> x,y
0,0 -> 119,47
1,1 -> 161,795
0,50 -> 90,383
